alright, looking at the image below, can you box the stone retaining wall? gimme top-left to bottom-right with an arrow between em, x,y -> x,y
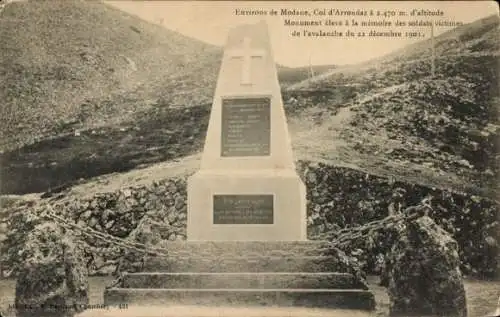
1,161 -> 498,278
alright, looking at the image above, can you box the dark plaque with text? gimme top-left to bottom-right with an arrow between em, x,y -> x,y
213,194 -> 274,224
221,97 -> 271,157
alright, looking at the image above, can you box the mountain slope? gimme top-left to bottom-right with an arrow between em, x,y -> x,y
285,14 -> 499,196
0,0 -> 221,151
289,14 -> 499,91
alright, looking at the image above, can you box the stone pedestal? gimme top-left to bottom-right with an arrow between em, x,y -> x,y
187,169 -> 306,241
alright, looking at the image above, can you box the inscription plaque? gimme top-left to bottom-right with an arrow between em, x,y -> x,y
221,97 -> 271,157
213,194 -> 274,224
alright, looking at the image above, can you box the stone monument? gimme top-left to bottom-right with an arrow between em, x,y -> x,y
187,20 -> 307,241
104,21 -> 375,313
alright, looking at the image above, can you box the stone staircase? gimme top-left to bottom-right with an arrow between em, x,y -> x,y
104,241 -> 376,310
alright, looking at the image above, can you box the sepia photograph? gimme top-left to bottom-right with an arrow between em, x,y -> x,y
0,1 -> 499,316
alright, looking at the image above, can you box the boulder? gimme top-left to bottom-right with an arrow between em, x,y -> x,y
15,222 -> 89,317
386,216 -> 467,317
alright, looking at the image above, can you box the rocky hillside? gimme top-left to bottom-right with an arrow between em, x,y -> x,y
0,0 -> 221,151
285,14 -> 499,197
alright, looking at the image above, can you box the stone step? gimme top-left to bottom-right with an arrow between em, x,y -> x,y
75,305 -> 374,317
143,256 -> 350,273
120,272 -> 368,290
104,288 -> 376,311
155,241 -> 330,257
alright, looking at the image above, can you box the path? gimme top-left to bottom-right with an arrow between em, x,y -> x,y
290,103 -> 355,161
290,82 -> 407,155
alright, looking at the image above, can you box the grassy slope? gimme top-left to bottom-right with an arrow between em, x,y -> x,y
0,0 -> 221,151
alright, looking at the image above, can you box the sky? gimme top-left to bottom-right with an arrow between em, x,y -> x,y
107,1 -> 498,67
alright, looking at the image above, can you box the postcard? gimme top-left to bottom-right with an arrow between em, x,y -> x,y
0,1 -> 498,317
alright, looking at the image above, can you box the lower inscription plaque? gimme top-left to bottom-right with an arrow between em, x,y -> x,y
213,194 -> 274,224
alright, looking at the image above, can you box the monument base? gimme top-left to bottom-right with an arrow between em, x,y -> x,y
104,241 -> 376,311
187,169 -> 307,241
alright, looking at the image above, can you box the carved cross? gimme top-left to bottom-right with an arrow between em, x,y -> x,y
227,37 -> 266,85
